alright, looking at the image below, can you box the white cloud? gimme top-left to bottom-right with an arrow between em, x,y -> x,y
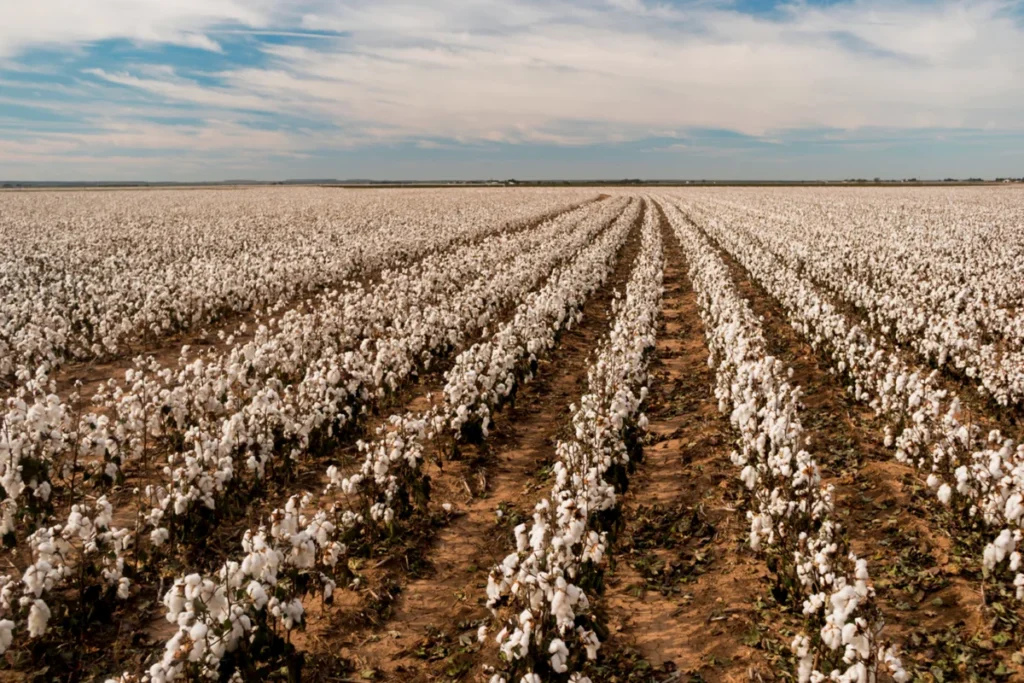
0,0 -> 279,56
217,1 -> 1024,141
1,0 -> 1024,171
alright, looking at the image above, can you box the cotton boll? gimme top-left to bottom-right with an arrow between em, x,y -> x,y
0,620 -> 14,654
151,527 -> 170,547
27,599 -> 51,638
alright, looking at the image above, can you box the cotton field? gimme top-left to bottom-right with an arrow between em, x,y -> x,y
1,186 -> 1022,682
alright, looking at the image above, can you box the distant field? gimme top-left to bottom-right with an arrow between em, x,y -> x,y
1,186 -> 1022,682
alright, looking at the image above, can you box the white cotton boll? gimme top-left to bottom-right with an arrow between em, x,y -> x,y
486,575 -> 502,604
521,674 -> 541,683
821,622 -> 842,651
579,628 -> 600,659
513,523 -> 529,553
549,638 -> 569,673
1006,494 -> 1024,523
117,577 -> 131,600
247,581 -> 269,610
797,654 -> 814,683
803,592 -> 826,616
740,465 -> 758,489
189,622 -> 208,642
27,599 -> 51,637
937,484 -> 952,505
0,620 -> 14,654
151,527 -> 170,547
34,481 -> 52,503
984,544 -> 998,574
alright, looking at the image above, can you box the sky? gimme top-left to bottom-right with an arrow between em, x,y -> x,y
1,0 -> 1023,181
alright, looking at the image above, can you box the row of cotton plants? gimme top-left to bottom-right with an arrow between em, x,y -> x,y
662,201 -> 908,683
0,196 -> 623,536
101,195 -> 640,682
128,198 -> 631,550
0,200 -> 632,663
688,191 -> 1024,407
705,187 -> 1024,339
481,200 -> 662,683
0,187 -> 595,383
676,198 -> 1024,617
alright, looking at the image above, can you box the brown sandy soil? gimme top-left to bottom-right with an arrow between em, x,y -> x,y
297,204 -> 646,682
600,206 -> 770,682
690,213 -> 1024,681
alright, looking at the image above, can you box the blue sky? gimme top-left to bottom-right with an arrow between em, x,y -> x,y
1,0 -> 1023,180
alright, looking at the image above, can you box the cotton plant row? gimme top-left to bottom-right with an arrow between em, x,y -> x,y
0,495 -> 133,656
662,201 -> 908,683
136,197 -> 631,549
0,195 -> 612,547
678,189 -> 1024,407
688,192 -> 1024,408
481,200 -> 662,683
0,196 -> 624,542
0,187 -> 596,383
440,199 -> 642,446
0,200 -> 631,664
102,198 -> 641,682
104,197 -> 620,490
672,199 -> 1024,612
701,188 -> 1024,340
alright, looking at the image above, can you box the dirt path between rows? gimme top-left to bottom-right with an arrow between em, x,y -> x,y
303,203 -> 646,682
598,205 -> 769,683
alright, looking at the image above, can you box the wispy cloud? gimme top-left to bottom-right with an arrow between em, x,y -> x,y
1,0 -> 1023,179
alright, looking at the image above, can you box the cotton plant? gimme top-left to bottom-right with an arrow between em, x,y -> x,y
485,201 -> 662,681
0,496 -> 132,656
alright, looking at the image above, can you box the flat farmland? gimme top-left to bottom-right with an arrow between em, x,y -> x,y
1,186 -> 1023,682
